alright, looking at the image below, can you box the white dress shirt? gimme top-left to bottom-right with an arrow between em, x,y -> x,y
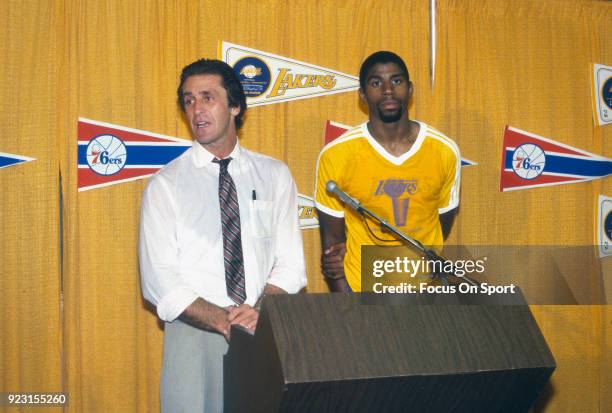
139,141 -> 307,322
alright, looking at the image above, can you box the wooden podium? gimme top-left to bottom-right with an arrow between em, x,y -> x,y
224,292 -> 555,413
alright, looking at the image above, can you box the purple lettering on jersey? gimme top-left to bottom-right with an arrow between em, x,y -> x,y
374,179 -> 418,226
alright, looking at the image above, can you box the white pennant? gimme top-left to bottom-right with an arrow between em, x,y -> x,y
220,41 -> 359,107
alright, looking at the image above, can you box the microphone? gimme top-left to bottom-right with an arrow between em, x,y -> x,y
326,182 -> 480,287
326,180 -> 361,211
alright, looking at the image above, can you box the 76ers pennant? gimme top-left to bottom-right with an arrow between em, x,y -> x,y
0,151 -> 35,169
500,125 -> 612,191
78,118 -> 191,191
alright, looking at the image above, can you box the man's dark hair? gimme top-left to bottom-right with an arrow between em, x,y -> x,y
177,59 -> 247,130
359,51 -> 410,90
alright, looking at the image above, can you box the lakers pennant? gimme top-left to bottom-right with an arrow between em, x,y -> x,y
598,194 -> 612,258
593,63 -> 612,126
220,42 -> 359,107
297,193 -> 318,229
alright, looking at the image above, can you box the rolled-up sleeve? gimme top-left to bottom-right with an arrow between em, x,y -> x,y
266,164 -> 307,293
138,174 -> 198,322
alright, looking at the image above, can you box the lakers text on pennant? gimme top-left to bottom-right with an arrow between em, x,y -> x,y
500,125 -> 612,192
77,118 -> 191,191
220,42 -> 359,107
298,193 -> 318,229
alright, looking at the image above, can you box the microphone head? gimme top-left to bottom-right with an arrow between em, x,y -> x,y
326,180 -> 338,193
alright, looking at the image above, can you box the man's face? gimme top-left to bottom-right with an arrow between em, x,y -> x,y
359,62 -> 412,123
181,74 -> 240,147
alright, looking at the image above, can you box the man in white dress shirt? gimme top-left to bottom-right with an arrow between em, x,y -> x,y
139,59 -> 307,413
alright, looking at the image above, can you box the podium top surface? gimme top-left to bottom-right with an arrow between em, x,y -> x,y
258,293 -> 555,384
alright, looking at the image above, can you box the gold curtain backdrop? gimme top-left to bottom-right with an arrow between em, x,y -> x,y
0,1 -> 63,411
0,0 -> 610,411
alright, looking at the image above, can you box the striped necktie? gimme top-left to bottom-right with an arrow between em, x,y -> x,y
213,157 -> 246,304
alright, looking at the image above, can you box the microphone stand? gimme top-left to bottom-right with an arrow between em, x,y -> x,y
352,203 -> 480,288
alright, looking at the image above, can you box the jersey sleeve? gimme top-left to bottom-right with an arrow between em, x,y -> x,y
438,144 -> 461,214
314,145 -> 345,217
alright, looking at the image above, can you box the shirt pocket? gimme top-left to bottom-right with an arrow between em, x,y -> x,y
249,200 -> 275,238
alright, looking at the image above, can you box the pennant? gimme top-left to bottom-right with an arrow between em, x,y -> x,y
500,125 -> 612,192
220,42 -> 359,107
324,120 -> 352,145
298,193 -> 318,229
0,152 -> 35,169
324,120 -> 477,167
597,195 -> 612,258
592,63 -> 612,126
77,118 -> 191,191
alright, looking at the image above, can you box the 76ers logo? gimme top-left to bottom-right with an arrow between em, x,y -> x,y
512,143 -> 545,180
86,134 -> 127,176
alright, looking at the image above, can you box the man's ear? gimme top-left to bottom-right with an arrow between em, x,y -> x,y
358,88 -> 366,102
408,81 -> 414,97
230,106 -> 240,117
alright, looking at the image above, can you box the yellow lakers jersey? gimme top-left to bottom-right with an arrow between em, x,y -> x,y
315,121 -> 461,291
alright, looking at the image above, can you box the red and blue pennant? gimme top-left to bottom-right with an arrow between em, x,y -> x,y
77,118 -> 191,191
500,125 -> 612,191
0,152 -> 35,169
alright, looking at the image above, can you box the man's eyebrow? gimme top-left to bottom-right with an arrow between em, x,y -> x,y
191,90 -> 217,97
182,90 -> 217,97
367,72 -> 406,81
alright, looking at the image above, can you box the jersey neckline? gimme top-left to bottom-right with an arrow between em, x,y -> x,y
360,120 -> 426,166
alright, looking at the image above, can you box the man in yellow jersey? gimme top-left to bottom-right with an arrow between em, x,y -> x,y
314,51 -> 461,292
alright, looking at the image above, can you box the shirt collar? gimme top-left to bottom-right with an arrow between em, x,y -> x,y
191,139 -> 242,168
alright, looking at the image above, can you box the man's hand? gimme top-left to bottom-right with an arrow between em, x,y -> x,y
178,298 -> 231,340
317,210 -> 348,292
211,312 -> 231,341
322,242 -> 346,280
227,304 -> 259,334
